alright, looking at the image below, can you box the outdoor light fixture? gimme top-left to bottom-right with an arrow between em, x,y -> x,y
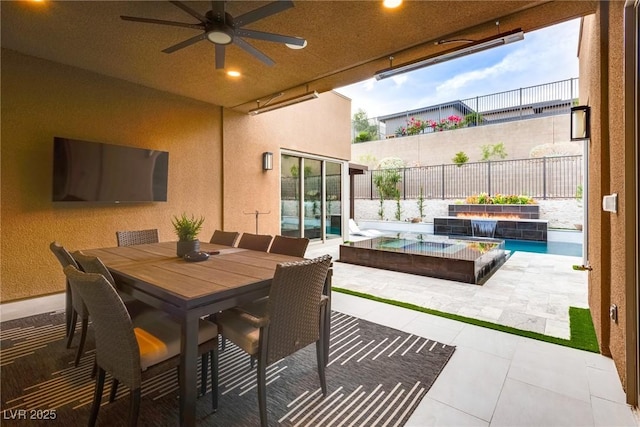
249,91 -> 319,115
374,29 -> 524,80
262,152 -> 273,171
570,105 -> 591,140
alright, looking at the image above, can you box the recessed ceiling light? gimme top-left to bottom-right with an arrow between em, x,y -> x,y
285,38 -> 307,50
383,0 -> 402,8
227,70 -> 241,77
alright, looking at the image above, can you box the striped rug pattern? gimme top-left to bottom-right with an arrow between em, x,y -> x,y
1,310 -> 455,426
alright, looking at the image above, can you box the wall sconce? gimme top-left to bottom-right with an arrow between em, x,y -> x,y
262,152 -> 273,171
570,106 -> 591,140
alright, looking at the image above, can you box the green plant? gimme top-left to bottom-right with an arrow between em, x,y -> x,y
405,117 -> 429,135
465,193 -> 536,205
352,108 -> 379,139
417,186 -> 425,219
480,143 -> 508,161
373,168 -> 401,220
463,112 -> 484,126
452,151 -> 469,166
431,115 -> 463,132
576,184 -> 583,202
394,193 -> 402,221
354,131 -> 372,143
171,213 -> 205,241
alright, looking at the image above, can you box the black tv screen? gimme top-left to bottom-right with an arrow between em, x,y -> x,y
52,137 -> 169,202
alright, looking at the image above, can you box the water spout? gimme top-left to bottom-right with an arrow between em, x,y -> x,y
471,219 -> 497,238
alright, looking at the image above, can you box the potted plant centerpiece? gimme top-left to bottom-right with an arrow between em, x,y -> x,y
172,213 -> 205,257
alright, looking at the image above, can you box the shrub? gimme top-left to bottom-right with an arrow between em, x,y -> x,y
480,143 -> 508,161
452,151 -> 469,166
464,112 -> 484,126
354,131 -> 372,143
464,193 -> 536,205
431,115 -> 463,132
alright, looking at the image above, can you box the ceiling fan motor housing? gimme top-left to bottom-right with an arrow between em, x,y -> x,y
205,11 -> 234,45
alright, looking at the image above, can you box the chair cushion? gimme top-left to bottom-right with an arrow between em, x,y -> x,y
132,311 -> 218,370
216,311 -> 261,356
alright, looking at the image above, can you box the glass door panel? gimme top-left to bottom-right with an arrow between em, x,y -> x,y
303,159 -> 322,240
280,155 -> 301,237
325,161 -> 342,239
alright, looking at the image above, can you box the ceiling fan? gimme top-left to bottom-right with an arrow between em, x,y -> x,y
121,1 -> 306,69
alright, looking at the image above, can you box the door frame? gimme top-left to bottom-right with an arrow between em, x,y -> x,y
623,0 -> 639,407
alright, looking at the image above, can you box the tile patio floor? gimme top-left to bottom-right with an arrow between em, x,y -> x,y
2,238 -> 638,426
306,237 -> 638,426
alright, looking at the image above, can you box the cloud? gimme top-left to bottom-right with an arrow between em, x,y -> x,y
363,78 -> 376,91
391,75 -> 408,87
335,19 -> 580,119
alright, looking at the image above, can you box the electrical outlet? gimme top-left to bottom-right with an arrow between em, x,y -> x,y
609,304 -> 618,323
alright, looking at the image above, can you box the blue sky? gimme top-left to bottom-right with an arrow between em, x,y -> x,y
335,19 -> 580,119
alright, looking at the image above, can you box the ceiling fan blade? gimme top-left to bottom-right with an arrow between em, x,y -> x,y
162,33 -> 207,53
234,38 -> 275,66
121,15 -> 204,30
235,29 -> 305,46
215,45 -> 226,69
169,1 -> 208,23
233,1 -> 294,27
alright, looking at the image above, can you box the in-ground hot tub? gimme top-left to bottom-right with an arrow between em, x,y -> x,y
339,235 -> 507,285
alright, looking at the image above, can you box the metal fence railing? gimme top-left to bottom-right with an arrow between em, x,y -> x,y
352,155 -> 583,200
351,78 -> 579,141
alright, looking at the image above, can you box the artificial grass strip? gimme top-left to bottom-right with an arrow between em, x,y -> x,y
333,287 -> 600,353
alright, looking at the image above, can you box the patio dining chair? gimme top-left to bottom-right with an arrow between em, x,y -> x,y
213,254 -> 332,427
209,230 -> 240,247
116,229 -> 159,247
72,250 -> 214,395
268,235 -> 309,257
72,251 -> 148,317
237,233 -> 273,252
63,265 -> 219,427
49,242 -> 88,367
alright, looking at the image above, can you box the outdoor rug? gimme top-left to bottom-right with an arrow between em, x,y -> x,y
1,310 -> 455,426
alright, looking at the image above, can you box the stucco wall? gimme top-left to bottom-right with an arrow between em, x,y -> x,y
580,12 -> 608,355
1,49 -> 223,302
351,114 -> 572,167
581,1 -> 630,393
221,92 -> 352,236
603,2 -> 629,391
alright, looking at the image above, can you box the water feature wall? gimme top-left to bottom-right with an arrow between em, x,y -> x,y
435,204 -> 547,241
471,219 -> 498,238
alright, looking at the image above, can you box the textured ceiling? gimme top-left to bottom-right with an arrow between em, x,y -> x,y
1,1 -> 596,113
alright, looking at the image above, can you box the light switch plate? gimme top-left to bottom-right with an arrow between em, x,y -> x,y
602,193 -> 617,213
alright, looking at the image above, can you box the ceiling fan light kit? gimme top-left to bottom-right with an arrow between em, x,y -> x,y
206,27 -> 233,45
121,0 -> 305,69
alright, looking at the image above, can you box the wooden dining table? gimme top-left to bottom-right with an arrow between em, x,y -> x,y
82,241 -> 330,427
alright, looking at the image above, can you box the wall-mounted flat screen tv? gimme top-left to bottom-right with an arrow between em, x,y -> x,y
52,137 -> 169,202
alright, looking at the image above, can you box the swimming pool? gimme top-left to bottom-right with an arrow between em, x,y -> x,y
504,239 -> 582,257
395,231 -> 583,257
340,235 -> 507,285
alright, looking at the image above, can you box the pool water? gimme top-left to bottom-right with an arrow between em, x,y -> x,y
504,239 -> 582,256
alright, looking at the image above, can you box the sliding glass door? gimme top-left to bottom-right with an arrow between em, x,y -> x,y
280,153 -> 344,242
